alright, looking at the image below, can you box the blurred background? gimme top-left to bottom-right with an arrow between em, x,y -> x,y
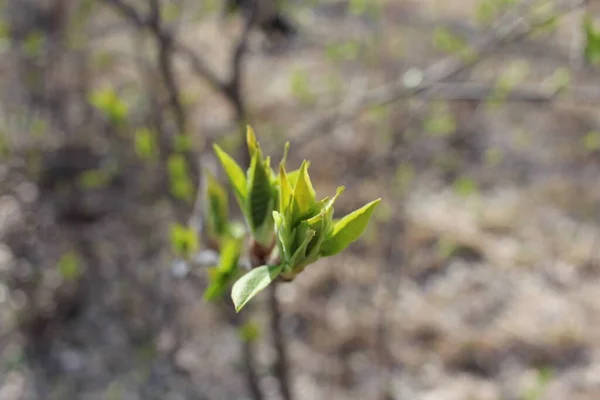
1,0 -> 600,399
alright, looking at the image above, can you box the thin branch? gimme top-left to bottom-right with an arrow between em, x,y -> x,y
221,303 -> 265,400
289,0 -> 588,146
394,82 -> 600,103
225,1 -> 260,168
268,282 -> 293,400
103,0 -> 226,96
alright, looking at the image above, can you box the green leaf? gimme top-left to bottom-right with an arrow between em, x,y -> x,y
279,164 -> 293,215
219,237 -> 242,274
286,162 -> 310,188
280,141 -> 290,168
584,14 -> 600,65
214,144 -> 247,208
203,237 -> 242,301
453,176 -> 478,197
57,252 -> 82,281
273,211 -> 291,261
246,125 -> 260,157
320,198 -> 381,257
167,153 -> 194,202
583,132 -> 600,151
238,321 -> 261,343
290,161 -> 316,225
304,187 -> 344,260
232,264 -> 283,312
288,224 -> 315,270
89,86 -> 128,124
247,152 -> 275,237
205,169 -> 229,240
203,271 -> 229,301
170,223 -> 199,257
134,128 -> 158,161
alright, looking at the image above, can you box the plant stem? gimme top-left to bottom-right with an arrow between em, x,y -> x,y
222,302 -> 265,400
241,332 -> 264,400
268,282 -> 293,400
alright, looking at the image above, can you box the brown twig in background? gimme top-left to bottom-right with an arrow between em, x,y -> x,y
268,282 -> 293,400
101,2 -> 281,400
220,302 -> 265,400
289,0 -> 589,148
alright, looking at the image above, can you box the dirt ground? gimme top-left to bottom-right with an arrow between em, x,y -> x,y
2,0 -> 600,399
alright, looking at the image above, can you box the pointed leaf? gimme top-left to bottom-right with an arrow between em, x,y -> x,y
279,164 -> 293,215
289,223 -> 316,268
287,161 -> 311,188
203,272 -> 229,301
291,161 -> 317,225
218,237 -> 243,274
280,141 -> 290,168
320,198 -> 381,257
205,169 -> 229,239
247,152 -> 274,235
203,237 -> 242,301
246,125 -> 260,157
213,144 -> 247,208
273,211 -> 291,261
232,264 -> 283,312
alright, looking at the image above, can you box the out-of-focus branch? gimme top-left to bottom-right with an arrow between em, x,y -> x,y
103,0 -> 226,95
289,0 -> 588,146
393,82 -> 600,103
149,0 -> 186,136
268,282 -> 293,400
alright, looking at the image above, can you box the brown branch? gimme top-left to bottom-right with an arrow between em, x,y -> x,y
225,1 -> 260,168
268,282 -> 293,400
289,0 -> 588,147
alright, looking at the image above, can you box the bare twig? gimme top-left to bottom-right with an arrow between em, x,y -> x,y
220,303 -> 265,400
225,1 -> 260,168
289,0 -> 588,146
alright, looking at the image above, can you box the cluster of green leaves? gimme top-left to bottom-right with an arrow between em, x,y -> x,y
201,169 -> 247,301
210,127 -> 380,311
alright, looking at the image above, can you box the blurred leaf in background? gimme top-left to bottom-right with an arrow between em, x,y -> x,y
584,13 -> 600,66
57,251 -> 83,282
89,86 -> 128,124
170,223 -> 200,258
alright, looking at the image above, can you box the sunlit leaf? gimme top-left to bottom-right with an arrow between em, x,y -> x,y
205,169 -> 229,239
288,222 -> 315,269
214,144 -> 247,208
320,198 -> 381,256
246,125 -> 259,157
170,223 -> 199,257
232,264 -> 283,312
279,164 -> 293,215
203,237 -> 242,301
89,86 -> 128,124
290,161 -> 316,225
247,152 -> 275,238
584,14 -> 600,65
134,128 -> 158,160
